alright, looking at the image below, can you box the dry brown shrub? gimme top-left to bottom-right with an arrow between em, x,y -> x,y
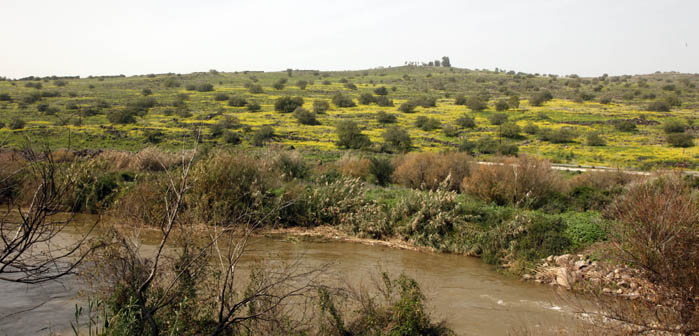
96,150 -> 132,170
51,148 -> 76,163
392,152 -> 472,191
96,147 -> 192,172
335,154 -> 371,179
461,155 -> 565,207
602,173 -> 699,334
0,151 -> 26,204
109,174 -> 167,226
569,170 -> 638,190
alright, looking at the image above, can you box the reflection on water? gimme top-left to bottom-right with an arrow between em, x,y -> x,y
0,233 -> 581,335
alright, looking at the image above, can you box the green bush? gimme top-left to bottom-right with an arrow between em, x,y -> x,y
383,126 -> 412,152
224,131 -> 241,145
495,100 -> 509,111
293,107 -> 320,125
214,93 -> 229,101
313,99 -> 330,113
488,113 -> 508,125
375,95 -> 394,107
107,109 -> 137,124
529,91 -> 553,106
666,133 -> 694,148
296,80 -> 308,90
614,120 -> 637,132
332,93 -> 356,107
336,120 -> 371,149
499,122 -> 521,138
466,96 -> 487,111
376,111 -> 397,124
586,132 -> 606,146
538,127 -> 578,143
523,122 -> 539,134
369,157 -> 394,186
246,101 -> 261,112
663,120 -> 686,133
455,115 -> 476,128
475,135 -> 498,154
0,93 -> 11,101
398,101 -> 416,113
359,93 -> 376,105
415,116 -> 441,131
252,126 -> 275,146
454,94 -> 467,105
274,96 -> 304,113
248,84 -> 264,94
9,118 -> 26,129
228,96 -> 248,107
442,124 -> 458,137
561,212 -> 607,251
647,101 -> 670,112
196,83 -> 214,92
374,86 -> 388,95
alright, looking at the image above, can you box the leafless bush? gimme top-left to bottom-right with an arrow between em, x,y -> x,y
392,152 -> 472,191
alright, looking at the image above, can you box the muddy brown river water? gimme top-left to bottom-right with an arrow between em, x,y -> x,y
0,233 -> 583,335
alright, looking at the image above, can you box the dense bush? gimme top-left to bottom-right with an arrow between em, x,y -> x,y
252,126 -> 275,146
376,111 -> 397,124
248,84 -> 264,94
359,93 -> 376,105
538,127 -> 578,143
415,116 -> 441,131
332,93 -> 356,107
454,94 -> 467,105
196,83 -> 214,92
373,86 -> 388,95
369,157 -> 394,186
488,113 -> 508,125
523,122 -> 539,135
9,118 -> 26,129
614,120 -> 637,132
647,101 -> 670,112
336,120 -> 371,149
586,132 -> 606,146
292,107 -> 320,125
274,96 -> 304,113
662,119 -> 686,133
224,131 -> 241,145
561,212 -> 607,251
499,122 -> 521,139
466,96 -> 487,111
0,93 -> 11,101
397,101 -> 416,113
462,155 -> 565,208
666,133 -> 694,147
455,114 -> 476,128
529,91 -> 553,106
107,109 -> 137,124
296,80 -> 308,90
442,124 -> 458,137
313,99 -> 329,113
392,152 -> 471,191
246,101 -> 261,112
382,126 -> 412,153
214,93 -> 229,101
494,100 -> 509,111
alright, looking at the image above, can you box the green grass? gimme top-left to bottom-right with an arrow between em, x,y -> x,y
0,67 -> 696,169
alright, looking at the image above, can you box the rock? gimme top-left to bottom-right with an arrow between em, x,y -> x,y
555,254 -> 573,267
574,260 -> 589,270
555,268 -> 571,288
546,256 -> 554,262
523,274 -> 533,280
603,288 -> 612,294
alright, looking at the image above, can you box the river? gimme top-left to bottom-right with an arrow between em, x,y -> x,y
0,233 -> 583,335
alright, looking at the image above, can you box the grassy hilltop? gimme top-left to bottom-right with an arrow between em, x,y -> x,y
0,66 -> 696,169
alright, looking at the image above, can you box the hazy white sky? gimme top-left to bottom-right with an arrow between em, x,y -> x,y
1,0 -> 697,78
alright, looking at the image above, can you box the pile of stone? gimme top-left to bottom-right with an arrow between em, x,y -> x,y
524,254 -> 655,301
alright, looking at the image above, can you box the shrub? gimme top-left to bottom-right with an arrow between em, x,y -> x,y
561,212 -> 607,251
141,88 -> 152,96
454,94 -> 467,105
475,135 -> 499,154
0,93 -> 11,101
332,93 -> 356,107
382,126 -> 412,153
313,99 -> 329,113
606,175 -> 698,334
196,83 -> 214,92
647,101 -> 670,112
666,133 -> 694,147
376,111 -> 397,124
296,80 -> 308,90
614,120 -> 637,132
375,95 -> 394,107
523,122 -> 539,134
494,100 -> 509,111
247,101 -> 261,112
107,109 -> 137,124
529,91 -> 553,106
411,96 -> 437,108
335,155 -> 371,179
369,157 -> 394,186
488,113 -> 508,125
415,116 -> 441,131
392,152 -> 471,191
508,95 -> 520,109
662,119 -> 686,133
214,93 -> 229,101
538,127 -> 578,143
248,84 -> 264,94
252,126 -> 275,146
442,124 -> 458,137
274,96 -> 304,113
272,80 -> 285,90
397,101 -> 416,113
458,138 -> 476,153
9,118 -> 26,130
336,120 -> 371,149
228,96 -> 248,107
461,155 -> 564,208
498,143 -> 519,156
274,151 -> 310,180
359,93 -> 376,105
344,82 -> 357,90
455,114 -> 476,128
499,122 -> 521,139
373,86 -> 388,95
466,96 -> 487,111
223,131 -> 241,145
586,132 -> 606,146
599,96 -> 612,104
22,92 -> 41,104
293,107 -> 320,125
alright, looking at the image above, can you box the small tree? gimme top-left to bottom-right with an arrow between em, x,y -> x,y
374,86 -> 388,95
666,133 -> 694,147
508,95 -> 520,109
296,80 -> 308,90
383,126 -> 412,152
293,107 -> 320,125
252,126 -> 275,146
663,120 -> 686,133
368,157 -> 394,186
586,132 -> 606,146
376,111 -> 397,124
274,96 -> 304,113
332,93 -> 356,108
313,99 -> 330,113
495,100 -> 509,111
335,120 -> 371,149
499,122 -> 521,139
466,96 -> 487,111
488,113 -> 508,125
455,114 -> 476,128
359,93 -> 376,105
398,101 -> 416,113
